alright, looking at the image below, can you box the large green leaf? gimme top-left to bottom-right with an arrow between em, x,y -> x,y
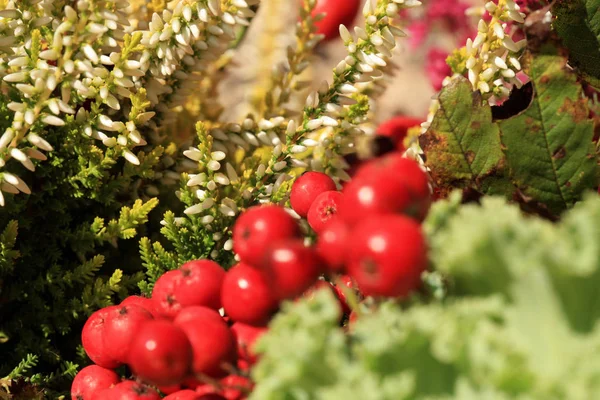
420,78 -> 507,196
553,0 -> 600,84
498,51 -> 598,215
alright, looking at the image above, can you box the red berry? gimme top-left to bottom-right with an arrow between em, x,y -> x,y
175,315 -> 236,378
232,205 -> 300,267
194,383 -> 219,395
316,218 -> 349,273
312,0 -> 362,42
182,376 -> 206,391
120,296 -> 156,317
221,263 -> 278,326
176,260 -> 225,310
376,116 -> 422,152
102,381 -> 161,400
81,306 -> 121,369
174,306 -> 224,326
230,323 -> 268,366
127,319 -> 192,386
220,375 -> 253,400
307,191 -> 342,234
354,154 -> 431,220
164,389 -> 204,400
236,359 -> 250,372
196,396 -> 226,400
338,174 -> 410,226
159,385 -> 183,395
263,240 -> 322,301
103,305 -> 153,363
71,365 -> 120,400
346,215 -> 427,298
151,270 -> 184,319
290,172 -> 337,217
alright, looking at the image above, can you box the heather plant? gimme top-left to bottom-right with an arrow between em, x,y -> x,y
0,0 -> 599,398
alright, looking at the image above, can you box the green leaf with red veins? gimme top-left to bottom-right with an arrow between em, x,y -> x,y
499,51 -> 599,215
420,77 -> 508,197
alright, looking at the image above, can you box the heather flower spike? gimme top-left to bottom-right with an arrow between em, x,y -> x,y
464,0 -> 527,102
175,0 -> 419,257
0,0 -> 258,204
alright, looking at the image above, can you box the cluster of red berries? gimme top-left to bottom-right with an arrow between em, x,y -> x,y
291,152 -> 431,298
72,259 -> 257,400
72,151 -> 430,400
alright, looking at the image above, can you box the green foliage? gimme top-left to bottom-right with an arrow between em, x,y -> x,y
421,47 -> 599,215
251,194 -> 600,399
0,196 -> 157,381
0,221 -> 19,277
419,78 -> 507,196
499,51 -> 598,215
553,0 -> 600,86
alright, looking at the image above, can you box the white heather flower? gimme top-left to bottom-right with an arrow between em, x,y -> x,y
3,173 -> 30,194
219,204 -> 235,217
273,161 -> 287,171
42,115 -> 65,126
207,160 -> 221,171
306,118 -> 324,130
226,163 -> 239,183
123,150 -> 140,165
184,204 -> 204,215
214,173 -> 230,186
202,198 -> 215,209
0,130 -> 14,150
211,151 -> 226,161
184,148 -> 203,161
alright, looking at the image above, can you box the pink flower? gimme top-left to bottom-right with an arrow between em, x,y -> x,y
516,0 -> 547,11
426,48 -> 452,91
407,21 -> 430,49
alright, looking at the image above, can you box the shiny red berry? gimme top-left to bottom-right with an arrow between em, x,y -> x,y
93,381 -> 160,400
177,260 -> 226,310
307,191 -> 342,234
81,306 -> 121,369
230,323 -> 268,366
316,218 -> 349,273
263,240 -> 322,301
163,390 -> 203,400
174,306 -> 224,326
128,319 -> 192,386
174,315 -> 236,378
151,270 -> 184,319
158,385 -> 183,395
290,172 -> 337,217
120,295 -> 156,317
354,154 -> 431,220
103,305 -> 153,363
338,173 -> 412,226
312,0 -> 362,42
220,375 -> 254,400
232,205 -> 301,267
346,215 -> 427,298
71,365 -> 120,400
221,263 -> 278,326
